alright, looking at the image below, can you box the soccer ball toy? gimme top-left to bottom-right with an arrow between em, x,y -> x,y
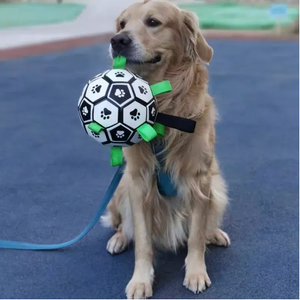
78,56 -> 172,166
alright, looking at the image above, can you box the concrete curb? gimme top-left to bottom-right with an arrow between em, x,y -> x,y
0,33 -> 113,61
0,30 -> 298,61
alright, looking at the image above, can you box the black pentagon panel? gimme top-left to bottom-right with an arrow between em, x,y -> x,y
147,100 -> 158,124
79,99 -> 93,123
108,124 -> 133,143
108,83 -> 134,106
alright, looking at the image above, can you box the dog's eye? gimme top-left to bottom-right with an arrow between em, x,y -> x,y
119,21 -> 126,29
145,18 -> 161,27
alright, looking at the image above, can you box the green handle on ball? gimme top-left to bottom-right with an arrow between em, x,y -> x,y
110,147 -> 123,166
150,81 -> 172,96
113,56 -> 127,69
88,122 -> 103,134
137,123 -> 158,142
153,123 -> 165,137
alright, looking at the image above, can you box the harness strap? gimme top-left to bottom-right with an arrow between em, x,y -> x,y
0,166 -> 123,251
156,113 -> 196,133
152,143 -> 178,198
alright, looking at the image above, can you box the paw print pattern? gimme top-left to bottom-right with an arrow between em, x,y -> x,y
138,86 -> 148,95
100,108 -> 112,120
82,106 -> 88,116
115,89 -> 125,98
91,84 -> 102,94
115,71 -> 125,78
91,131 -> 100,138
130,109 -> 140,121
116,130 -> 125,138
151,107 -> 156,116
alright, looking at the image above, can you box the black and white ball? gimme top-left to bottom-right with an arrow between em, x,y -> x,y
78,69 -> 158,147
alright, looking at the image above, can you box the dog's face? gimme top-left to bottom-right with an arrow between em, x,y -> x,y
110,0 -> 213,75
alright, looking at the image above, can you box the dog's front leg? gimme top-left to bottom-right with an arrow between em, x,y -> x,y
126,175 -> 154,299
184,175 -> 212,294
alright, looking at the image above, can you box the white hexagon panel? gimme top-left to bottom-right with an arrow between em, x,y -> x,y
84,124 -> 108,144
131,78 -> 153,103
105,69 -> 134,83
107,123 -> 134,143
93,100 -> 119,128
129,131 -> 143,144
123,101 -> 147,129
107,83 -> 134,107
85,77 -> 109,103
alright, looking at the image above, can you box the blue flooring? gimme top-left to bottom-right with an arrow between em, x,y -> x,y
0,40 -> 298,299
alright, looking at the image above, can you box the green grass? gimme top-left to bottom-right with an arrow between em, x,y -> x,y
179,2 -> 299,30
0,3 -> 85,29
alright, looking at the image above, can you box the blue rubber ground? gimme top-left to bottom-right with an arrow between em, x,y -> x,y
0,40 -> 298,299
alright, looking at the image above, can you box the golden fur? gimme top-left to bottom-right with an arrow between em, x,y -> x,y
102,0 -> 230,298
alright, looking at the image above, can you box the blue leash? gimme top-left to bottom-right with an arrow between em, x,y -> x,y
0,166 -> 123,251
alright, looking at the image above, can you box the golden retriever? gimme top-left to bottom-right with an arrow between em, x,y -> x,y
102,0 -> 230,298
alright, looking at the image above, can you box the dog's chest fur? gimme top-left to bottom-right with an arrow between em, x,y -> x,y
153,146 -> 190,250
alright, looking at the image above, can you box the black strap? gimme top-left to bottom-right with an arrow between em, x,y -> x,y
156,113 -> 196,133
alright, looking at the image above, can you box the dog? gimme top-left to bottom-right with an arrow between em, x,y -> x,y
102,0 -> 230,298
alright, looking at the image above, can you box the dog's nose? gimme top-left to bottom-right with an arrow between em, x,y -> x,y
110,33 -> 132,53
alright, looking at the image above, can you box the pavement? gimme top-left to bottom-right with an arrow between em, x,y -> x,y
0,40 -> 298,299
0,0 -> 135,50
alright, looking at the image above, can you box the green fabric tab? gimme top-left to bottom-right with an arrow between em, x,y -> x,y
110,147 -> 123,166
88,122 -> 103,134
153,123 -> 165,137
150,81 -> 172,96
137,123 -> 157,142
113,56 -> 127,69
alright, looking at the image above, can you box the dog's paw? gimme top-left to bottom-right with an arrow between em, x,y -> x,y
206,229 -> 230,247
106,232 -> 128,255
183,271 -> 211,294
126,271 -> 154,299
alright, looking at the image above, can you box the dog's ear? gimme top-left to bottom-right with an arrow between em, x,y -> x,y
181,10 -> 213,64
